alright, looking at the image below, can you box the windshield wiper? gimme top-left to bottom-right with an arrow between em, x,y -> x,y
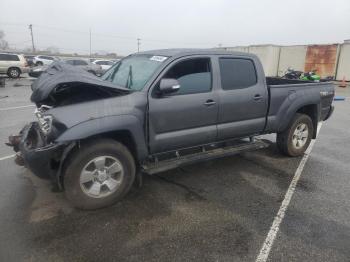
107,61 -> 121,81
125,65 -> 133,89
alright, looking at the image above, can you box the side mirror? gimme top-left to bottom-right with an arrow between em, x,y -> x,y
159,78 -> 180,95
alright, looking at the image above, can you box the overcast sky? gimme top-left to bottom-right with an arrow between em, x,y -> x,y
1,0 -> 349,55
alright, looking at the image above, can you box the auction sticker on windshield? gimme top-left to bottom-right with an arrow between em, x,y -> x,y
150,56 -> 168,62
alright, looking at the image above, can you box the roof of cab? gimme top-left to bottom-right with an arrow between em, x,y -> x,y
136,48 -> 256,59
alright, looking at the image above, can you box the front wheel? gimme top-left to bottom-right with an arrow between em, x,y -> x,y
64,139 -> 136,209
276,113 -> 314,157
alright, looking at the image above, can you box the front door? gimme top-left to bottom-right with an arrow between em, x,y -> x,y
148,57 -> 218,153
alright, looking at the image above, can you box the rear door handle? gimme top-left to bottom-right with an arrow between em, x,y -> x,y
253,94 -> 263,101
204,99 -> 216,106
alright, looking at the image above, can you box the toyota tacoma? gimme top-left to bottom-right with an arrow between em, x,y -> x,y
7,49 -> 335,209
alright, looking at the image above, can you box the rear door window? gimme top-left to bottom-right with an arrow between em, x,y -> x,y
0,54 -> 7,61
9,54 -> 20,61
219,58 -> 257,90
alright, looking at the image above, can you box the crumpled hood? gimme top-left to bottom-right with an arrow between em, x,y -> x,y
30,61 -> 130,104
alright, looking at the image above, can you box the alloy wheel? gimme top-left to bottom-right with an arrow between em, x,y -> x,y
292,123 -> 309,149
79,156 -> 124,198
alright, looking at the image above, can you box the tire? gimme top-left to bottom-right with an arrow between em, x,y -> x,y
7,67 -> 20,78
276,113 -> 314,157
36,61 -> 43,66
64,139 -> 136,210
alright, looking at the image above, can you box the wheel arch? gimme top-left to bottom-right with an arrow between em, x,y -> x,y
278,103 -> 320,139
57,131 -> 140,190
82,130 -> 138,161
56,115 -> 148,161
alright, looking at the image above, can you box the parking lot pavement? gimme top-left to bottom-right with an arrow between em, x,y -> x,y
268,96 -> 350,262
0,79 -> 35,157
0,78 -> 349,261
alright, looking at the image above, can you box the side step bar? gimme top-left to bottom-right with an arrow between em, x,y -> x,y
142,139 -> 269,175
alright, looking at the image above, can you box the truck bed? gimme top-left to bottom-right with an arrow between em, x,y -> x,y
264,77 -> 335,134
266,77 -> 311,85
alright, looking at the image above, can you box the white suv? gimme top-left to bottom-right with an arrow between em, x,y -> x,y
0,53 -> 30,78
92,60 -> 115,73
33,55 -> 56,66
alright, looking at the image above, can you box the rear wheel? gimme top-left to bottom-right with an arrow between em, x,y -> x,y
36,61 -> 43,66
276,113 -> 314,156
7,67 -> 20,78
64,139 -> 136,209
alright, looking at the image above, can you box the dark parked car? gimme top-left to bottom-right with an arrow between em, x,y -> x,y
24,55 -> 35,67
28,65 -> 48,78
8,49 -> 334,209
28,59 -> 103,78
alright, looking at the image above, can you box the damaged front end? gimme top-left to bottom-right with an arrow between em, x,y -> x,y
7,104 -> 72,186
7,62 -> 131,185
7,120 -> 69,180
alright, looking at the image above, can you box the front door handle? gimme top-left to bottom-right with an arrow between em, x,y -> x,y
204,99 -> 216,106
253,94 -> 263,101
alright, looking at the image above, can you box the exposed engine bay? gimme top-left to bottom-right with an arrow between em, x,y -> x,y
30,61 -> 130,107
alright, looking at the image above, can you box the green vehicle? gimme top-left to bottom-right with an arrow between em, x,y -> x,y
300,70 -> 321,82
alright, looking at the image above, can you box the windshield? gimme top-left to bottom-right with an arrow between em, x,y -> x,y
101,54 -> 168,91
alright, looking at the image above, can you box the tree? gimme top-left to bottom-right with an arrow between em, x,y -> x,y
0,30 -> 9,50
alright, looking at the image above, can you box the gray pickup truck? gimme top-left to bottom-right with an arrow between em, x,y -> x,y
7,49 -> 335,209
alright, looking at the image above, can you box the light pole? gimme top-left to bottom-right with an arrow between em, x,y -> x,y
137,38 -> 141,52
89,28 -> 92,57
28,24 -> 35,53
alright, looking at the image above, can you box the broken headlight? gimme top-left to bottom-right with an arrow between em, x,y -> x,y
34,105 -> 67,142
35,106 -> 53,135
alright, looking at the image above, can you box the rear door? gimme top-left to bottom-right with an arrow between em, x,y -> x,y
148,56 -> 219,153
216,56 -> 268,139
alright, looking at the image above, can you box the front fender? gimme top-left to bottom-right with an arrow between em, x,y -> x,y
55,115 -> 148,160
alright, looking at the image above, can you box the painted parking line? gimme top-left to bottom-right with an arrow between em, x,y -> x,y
256,123 -> 323,262
0,105 -> 35,111
0,154 -> 15,161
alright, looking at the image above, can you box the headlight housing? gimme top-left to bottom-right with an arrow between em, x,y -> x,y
35,109 -> 53,135
34,105 -> 67,142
